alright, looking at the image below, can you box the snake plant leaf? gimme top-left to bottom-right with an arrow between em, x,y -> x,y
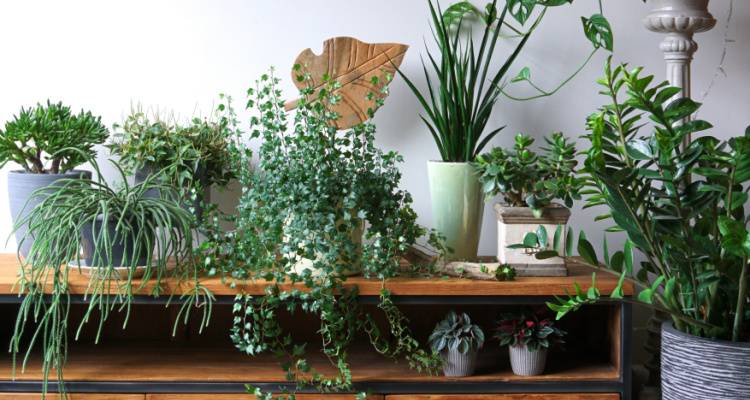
284,37 -> 409,129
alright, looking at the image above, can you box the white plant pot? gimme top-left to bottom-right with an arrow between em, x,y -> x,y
509,344 -> 547,376
494,203 -> 570,276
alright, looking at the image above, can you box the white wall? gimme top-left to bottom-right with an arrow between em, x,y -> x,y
0,0 -> 746,258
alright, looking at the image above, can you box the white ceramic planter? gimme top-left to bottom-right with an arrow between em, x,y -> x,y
494,204 -> 570,276
509,344 -> 547,376
440,348 -> 478,377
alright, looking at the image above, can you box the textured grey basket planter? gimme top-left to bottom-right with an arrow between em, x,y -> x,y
495,203 -> 570,276
509,344 -> 547,376
8,170 -> 91,257
440,348 -> 478,377
662,321 -> 750,400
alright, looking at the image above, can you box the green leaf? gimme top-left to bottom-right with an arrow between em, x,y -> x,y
577,235 -> 598,266
581,14 -> 613,51
523,232 -> 540,247
507,0 -> 536,25
718,215 -> 750,257
536,250 -> 560,259
536,225 -> 548,248
565,227 -> 574,257
664,97 -> 700,120
511,67 -> 531,83
553,224 -> 563,252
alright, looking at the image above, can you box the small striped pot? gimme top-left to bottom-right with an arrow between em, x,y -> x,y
509,344 -> 547,376
440,348 -> 478,377
662,321 -> 750,400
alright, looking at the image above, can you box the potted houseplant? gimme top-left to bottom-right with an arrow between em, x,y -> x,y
495,309 -> 565,376
428,311 -> 485,377
218,70 -> 442,396
474,132 -> 582,276
108,105 -> 237,220
531,59 -> 750,399
399,0 -> 612,260
12,153 -> 202,395
0,100 -> 108,256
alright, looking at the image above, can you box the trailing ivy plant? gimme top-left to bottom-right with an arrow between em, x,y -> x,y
10,153 -> 213,397
399,0 -> 612,162
209,68 -> 442,398
474,132 -> 583,215
0,101 -> 108,173
519,58 -> 750,342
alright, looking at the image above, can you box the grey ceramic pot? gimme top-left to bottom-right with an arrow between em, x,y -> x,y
80,216 -> 151,268
134,165 -> 208,220
509,344 -> 547,376
662,321 -> 750,400
7,170 -> 91,257
440,348 -> 478,377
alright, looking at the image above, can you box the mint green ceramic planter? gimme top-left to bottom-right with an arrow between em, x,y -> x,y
427,161 -> 483,261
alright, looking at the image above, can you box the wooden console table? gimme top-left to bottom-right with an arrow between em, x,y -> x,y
0,254 -> 632,399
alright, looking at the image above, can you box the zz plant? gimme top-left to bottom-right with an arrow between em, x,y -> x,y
474,132 -> 582,215
524,59 -> 750,342
0,101 -> 108,173
11,154 -> 212,396
213,69 -> 442,397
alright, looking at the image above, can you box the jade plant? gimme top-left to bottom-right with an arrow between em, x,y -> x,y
0,101 -> 108,173
11,154 -> 211,396
205,69 -> 443,398
522,59 -> 750,342
399,0 -> 612,162
474,132 -> 583,215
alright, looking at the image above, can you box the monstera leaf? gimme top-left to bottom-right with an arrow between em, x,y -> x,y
284,36 -> 408,129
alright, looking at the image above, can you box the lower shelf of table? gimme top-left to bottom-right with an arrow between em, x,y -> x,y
0,394 -> 621,399
0,341 -> 623,395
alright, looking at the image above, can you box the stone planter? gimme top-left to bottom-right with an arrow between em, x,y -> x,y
7,170 -> 91,257
509,344 -> 547,376
494,203 -> 570,276
440,347 -> 478,377
661,321 -> 750,400
427,161 -> 483,261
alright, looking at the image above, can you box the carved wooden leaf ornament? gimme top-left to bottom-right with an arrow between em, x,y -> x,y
284,36 -> 409,129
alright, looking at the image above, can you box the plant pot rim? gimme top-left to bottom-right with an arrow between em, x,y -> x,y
9,169 -> 89,176
427,160 -> 475,165
662,320 -> 750,347
494,203 -> 571,222
494,203 -> 568,211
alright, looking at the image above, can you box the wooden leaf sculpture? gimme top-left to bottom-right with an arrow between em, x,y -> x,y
284,36 -> 408,130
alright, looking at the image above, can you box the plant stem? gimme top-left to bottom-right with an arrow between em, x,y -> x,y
732,256 -> 748,341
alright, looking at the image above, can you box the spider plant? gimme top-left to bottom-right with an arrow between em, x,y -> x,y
399,0 -> 529,162
10,151 -> 213,397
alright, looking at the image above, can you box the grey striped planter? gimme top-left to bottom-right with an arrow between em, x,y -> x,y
509,344 -> 547,376
8,170 -> 90,257
662,321 -> 750,400
440,348 -> 478,377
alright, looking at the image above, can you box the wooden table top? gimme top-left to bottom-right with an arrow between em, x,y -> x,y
0,253 -> 632,297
